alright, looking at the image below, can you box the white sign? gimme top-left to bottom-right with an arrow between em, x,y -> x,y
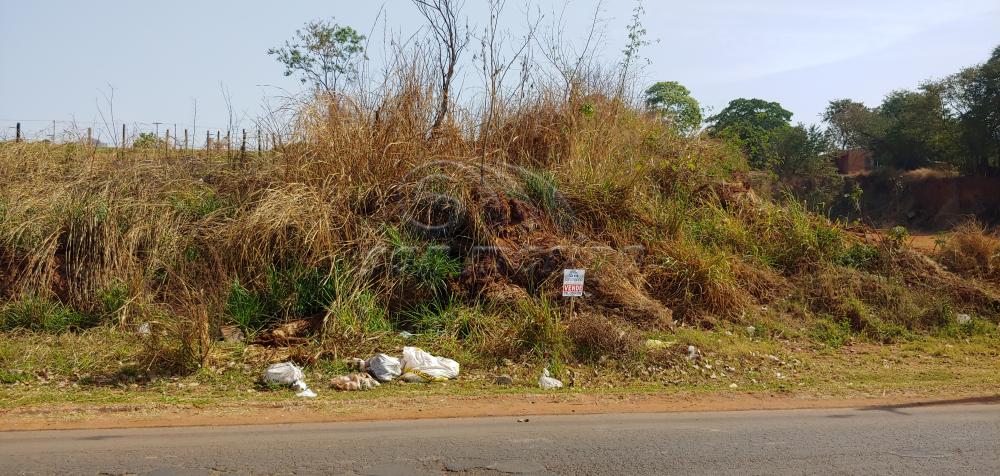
562,269 -> 585,297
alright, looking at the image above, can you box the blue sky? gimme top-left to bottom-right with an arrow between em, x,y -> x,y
2,0 -> 998,141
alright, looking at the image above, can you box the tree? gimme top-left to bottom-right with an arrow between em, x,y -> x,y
773,124 -> 841,210
773,124 -> 834,176
644,81 -> 701,134
875,86 -> 962,170
821,99 -> 883,150
268,19 -> 365,96
707,98 -> 793,168
412,0 -> 469,134
949,45 -> 1000,174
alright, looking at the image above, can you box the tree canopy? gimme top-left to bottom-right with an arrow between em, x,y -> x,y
268,19 -> 366,95
822,44 -> 1000,175
644,81 -> 702,134
707,98 -> 794,168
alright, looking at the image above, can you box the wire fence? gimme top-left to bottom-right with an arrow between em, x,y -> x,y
0,119 -> 281,151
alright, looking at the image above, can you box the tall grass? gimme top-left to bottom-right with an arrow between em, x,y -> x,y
1,36 -> 998,376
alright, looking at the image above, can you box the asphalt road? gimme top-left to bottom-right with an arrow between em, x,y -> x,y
3,400 -> 999,475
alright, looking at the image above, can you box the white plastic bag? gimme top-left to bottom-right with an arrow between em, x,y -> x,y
263,362 -> 304,385
296,388 -> 318,398
366,354 -> 402,382
538,368 -> 563,390
400,346 -> 460,383
263,362 -> 317,397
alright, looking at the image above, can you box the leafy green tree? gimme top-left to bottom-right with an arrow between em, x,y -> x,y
773,124 -> 841,211
822,45 -> 1000,175
948,45 -> 1000,174
773,124 -> 834,176
644,81 -> 702,134
875,86 -> 962,170
707,98 -> 793,168
821,99 -> 884,150
268,19 -> 366,95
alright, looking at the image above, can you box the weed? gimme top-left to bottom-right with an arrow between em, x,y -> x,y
225,280 -> 269,336
386,226 -> 462,299
513,296 -> 567,361
168,187 -> 227,220
0,295 -> 94,333
811,317 -> 851,347
837,243 -> 880,270
97,281 -> 130,324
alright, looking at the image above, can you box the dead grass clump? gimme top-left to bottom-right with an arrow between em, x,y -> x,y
566,313 -> 641,362
643,241 -> 750,325
935,221 -> 999,278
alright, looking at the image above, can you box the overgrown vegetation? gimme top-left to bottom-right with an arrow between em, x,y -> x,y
1,4 -> 998,389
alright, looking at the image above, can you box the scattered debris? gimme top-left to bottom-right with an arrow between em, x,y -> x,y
538,368 -> 563,390
255,319 -> 316,346
137,322 -> 151,337
729,383 -> 738,389
686,345 -> 700,361
956,313 -> 972,325
296,388 -> 318,398
331,373 -> 381,391
494,374 -> 514,386
400,346 -> 460,383
746,326 -> 756,336
398,331 -> 417,339
517,418 -> 530,423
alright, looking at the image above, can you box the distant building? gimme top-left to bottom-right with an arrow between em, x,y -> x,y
834,149 -> 873,174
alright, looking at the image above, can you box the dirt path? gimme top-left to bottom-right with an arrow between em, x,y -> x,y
3,390 -> 997,432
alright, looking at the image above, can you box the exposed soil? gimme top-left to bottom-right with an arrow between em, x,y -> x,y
855,171 -> 1000,232
3,391 -> 998,432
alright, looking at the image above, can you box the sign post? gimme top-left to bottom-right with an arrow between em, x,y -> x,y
561,269 -> 585,319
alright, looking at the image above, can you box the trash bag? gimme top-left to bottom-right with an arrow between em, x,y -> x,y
263,362 -> 317,397
538,368 -> 563,390
263,362 -> 305,385
400,346 -> 460,383
366,354 -> 402,382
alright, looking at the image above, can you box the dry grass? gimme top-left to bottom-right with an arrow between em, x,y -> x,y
936,220 -> 999,280
1,49 -> 999,386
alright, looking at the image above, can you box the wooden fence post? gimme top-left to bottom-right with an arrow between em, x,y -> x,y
15,122 -> 21,142
184,129 -> 189,150
206,130 -> 211,149
87,127 -> 92,146
165,129 -> 171,157
122,123 -> 127,149
257,129 -> 262,154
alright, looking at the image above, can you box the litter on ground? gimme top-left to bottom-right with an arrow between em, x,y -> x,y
331,373 -> 381,391
262,362 -> 317,398
538,368 -> 564,389
400,346 -> 460,383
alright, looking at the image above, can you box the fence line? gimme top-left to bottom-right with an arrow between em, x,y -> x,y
1,119 -> 283,152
